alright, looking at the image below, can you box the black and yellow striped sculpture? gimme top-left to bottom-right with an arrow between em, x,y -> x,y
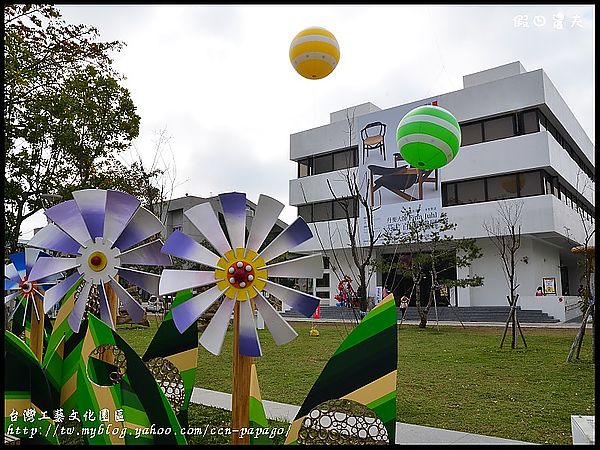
285,294 -> 397,445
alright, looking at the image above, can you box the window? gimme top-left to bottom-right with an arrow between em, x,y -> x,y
565,142 -> 574,158
323,256 -> 330,269
312,202 -> 332,222
298,159 -> 310,177
560,185 -> 569,204
298,205 -> 312,222
520,110 -> 539,134
486,174 -> 519,200
443,183 -> 458,206
518,171 -> 543,197
316,273 -> 330,288
333,197 -> 357,220
456,179 -> 485,204
300,198 -> 358,223
544,175 -> 553,195
316,291 -> 330,299
546,120 -> 559,142
313,154 -> 333,175
483,115 -> 515,141
333,147 -> 357,170
297,147 -> 358,178
538,111 -> 548,130
461,122 -> 483,146
442,170 -> 581,207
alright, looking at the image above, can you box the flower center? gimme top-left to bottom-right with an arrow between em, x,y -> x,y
88,251 -> 108,272
20,280 -> 33,294
227,261 -> 255,289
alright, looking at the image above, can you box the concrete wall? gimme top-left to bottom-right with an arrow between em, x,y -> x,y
439,69 -> 545,123
330,102 -> 381,124
463,61 -> 527,88
541,71 -> 595,166
290,119 -> 357,160
444,195 -> 592,246
289,169 -> 356,206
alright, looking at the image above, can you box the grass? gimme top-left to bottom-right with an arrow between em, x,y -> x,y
115,320 -> 595,445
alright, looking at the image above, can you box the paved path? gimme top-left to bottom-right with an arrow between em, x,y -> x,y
284,317 -> 590,329
190,387 -> 534,445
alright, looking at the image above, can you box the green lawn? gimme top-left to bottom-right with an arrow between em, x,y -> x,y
116,320 -> 595,445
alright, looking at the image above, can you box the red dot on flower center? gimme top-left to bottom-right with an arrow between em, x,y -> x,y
91,255 -> 102,266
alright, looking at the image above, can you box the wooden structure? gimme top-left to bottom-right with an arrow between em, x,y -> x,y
231,301 -> 252,445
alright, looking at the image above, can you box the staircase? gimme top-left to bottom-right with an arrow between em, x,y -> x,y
280,305 -> 560,323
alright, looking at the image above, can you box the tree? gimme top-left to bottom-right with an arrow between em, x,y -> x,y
566,170 -> 595,363
483,200 -> 527,349
298,107 -> 379,323
4,4 -> 141,257
125,127 -> 179,221
379,205 -> 484,328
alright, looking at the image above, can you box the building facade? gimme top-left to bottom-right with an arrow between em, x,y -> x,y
159,194 -> 288,252
288,62 -> 595,321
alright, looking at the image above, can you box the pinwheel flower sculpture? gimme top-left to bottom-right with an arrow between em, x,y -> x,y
159,192 -> 324,357
26,188 -> 172,332
4,249 -> 60,326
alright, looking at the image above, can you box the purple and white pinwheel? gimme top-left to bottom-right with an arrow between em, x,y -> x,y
26,188 -> 172,332
4,249 -> 61,325
159,192 -> 324,357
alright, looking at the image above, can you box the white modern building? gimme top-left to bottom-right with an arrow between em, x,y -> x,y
289,61 -> 595,321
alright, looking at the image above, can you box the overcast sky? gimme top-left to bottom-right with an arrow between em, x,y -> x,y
20,4 -> 595,239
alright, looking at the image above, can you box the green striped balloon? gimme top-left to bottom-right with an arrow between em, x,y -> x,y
396,105 -> 461,170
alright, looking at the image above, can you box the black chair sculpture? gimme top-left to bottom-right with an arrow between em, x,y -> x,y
368,164 -> 418,206
368,163 -> 439,207
361,122 -> 387,163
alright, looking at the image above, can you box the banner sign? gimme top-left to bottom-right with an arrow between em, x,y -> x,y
355,97 -> 443,247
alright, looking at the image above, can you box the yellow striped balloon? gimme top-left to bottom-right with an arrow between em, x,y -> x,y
289,26 -> 340,80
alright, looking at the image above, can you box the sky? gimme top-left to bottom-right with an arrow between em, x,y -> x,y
20,4 -> 595,239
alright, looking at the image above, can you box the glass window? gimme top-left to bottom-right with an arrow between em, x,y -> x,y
316,273 -> 330,288
538,111 -> 548,130
312,202 -> 332,222
518,171 -> 543,197
486,174 -> 519,200
483,115 -> 515,141
443,183 -> 457,206
460,122 -> 483,146
544,175 -> 553,195
333,149 -> 355,170
349,198 -> 358,218
559,185 -> 568,204
553,182 -> 560,198
298,159 -> 310,177
298,205 -> 312,222
316,291 -> 330,299
313,154 -> 333,175
565,142 -> 574,158
333,197 -> 358,219
546,120 -> 559,142
456,179 -> 485,204
333,198 -> 348,220
520,110 -> 539,134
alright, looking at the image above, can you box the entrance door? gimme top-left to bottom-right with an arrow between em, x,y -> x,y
380,253 -> 457,307
559,264 -> 569,296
